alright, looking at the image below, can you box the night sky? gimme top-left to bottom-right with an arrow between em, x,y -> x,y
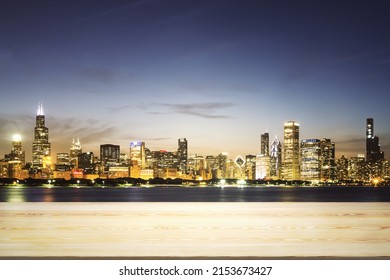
1,0 -> 389,161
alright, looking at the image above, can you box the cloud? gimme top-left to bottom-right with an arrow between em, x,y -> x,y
150,102 -> 235,119
107,105 -> 133,114
74,65 -> 115,83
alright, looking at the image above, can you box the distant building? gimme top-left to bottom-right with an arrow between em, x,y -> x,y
100,144 -> 120,167
57,153 -> 70,165
78,152 -> 94,174
9,134 -> 25,166
70,138 -> 82,167
177,138 -> 188,172
32,102 -> 51,169
270,136 -> 282,179
366,118 -> 384,162
283,121 -> 300,180
260,132 -> 269,156
130,141 -> 146,168
319,138 -> 336,181
245,155 -> 256,180
300,139 -> 321,181
348,154 -> 367,181
337,155 -> 349,181
256,155 -> 270,179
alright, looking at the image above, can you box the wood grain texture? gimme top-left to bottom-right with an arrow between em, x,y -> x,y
1,202 -> 389,257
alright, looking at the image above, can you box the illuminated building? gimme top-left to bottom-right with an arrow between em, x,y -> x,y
57,153 -> 70,165
365,118 -> 386,181
216,152 -> 228,178
70,138 -> 82,167
366,118 -> 384,162
319,138 -> 336,181
300,139 -> 321,181
10,134 -> 25,166
32,102 -> 51,169
245,155 -> 256,180
177,138 -> 188,172
283,121 -> 300,180
261,132 -> 269,156
55,153 -> 71,172
150,150 -> 178,170
348,154 -> 367,181
256,155 -> 270,179
270,136 -> 282,179
337,155 -> 349,181
100,144 -> 120,166
78,152 -> 94,174
130,141 -> 146,168
187,154 -> 206,179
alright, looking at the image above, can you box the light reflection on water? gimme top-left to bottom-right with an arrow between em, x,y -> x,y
0,186 -> 389,202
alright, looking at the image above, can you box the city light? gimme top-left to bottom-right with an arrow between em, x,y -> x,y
12,134 -> 22,142
0,106 -> 388,186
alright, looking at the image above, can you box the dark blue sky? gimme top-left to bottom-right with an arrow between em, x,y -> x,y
1,0 -> 389,161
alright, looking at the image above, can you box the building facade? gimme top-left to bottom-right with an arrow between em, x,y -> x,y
283,121 -> 300,180
177,138 -> 188,173
300,139 -> 321,181
32,103 -> 51,169
260,132 -> 269,156
270,136 -> 282,179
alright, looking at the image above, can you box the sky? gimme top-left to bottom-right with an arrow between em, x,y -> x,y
1,0 -> 390,162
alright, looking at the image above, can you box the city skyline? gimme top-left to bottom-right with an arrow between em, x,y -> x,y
1,0 -> 390,161
0,103 -> 387,163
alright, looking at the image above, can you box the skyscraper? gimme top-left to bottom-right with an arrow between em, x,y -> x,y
177,138 -> 188,172
100,144 -> 120,166
366,118 -> 384,162
283,121 -> 300,180
10,134 -> 25,166
32,102 -> 51,169
260,132 -> 269,156
270,136 -> 282,179
130,141 -> 146,168
70,138 -> 82,167
300,139 -> 321,181
319,138 -> 336,181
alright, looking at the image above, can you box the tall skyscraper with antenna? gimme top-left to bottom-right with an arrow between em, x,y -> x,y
32,102 -> 51,169
70,138 -> 82,167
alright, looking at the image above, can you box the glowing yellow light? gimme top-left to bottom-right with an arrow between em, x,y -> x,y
12,134 -> 22,142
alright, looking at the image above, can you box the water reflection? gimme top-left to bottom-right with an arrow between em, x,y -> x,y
5,188 -> 26,202
0,186 -> 389,202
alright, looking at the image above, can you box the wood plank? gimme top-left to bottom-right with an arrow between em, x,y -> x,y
1,203 -> 389,257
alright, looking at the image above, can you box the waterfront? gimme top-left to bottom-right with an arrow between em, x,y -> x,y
0,185 -> 390,202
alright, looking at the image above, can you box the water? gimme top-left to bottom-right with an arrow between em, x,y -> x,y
1,185 -> 389,202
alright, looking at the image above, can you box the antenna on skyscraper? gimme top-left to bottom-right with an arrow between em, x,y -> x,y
37,101 -> 44,116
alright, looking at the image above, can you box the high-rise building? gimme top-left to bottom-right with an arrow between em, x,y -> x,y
10,134 -> 25,166
56,153 -> 70,165
70,138 -> 82,167
100,144 -> 120,166
270,136 -> 282,179
260,133 -> 269,156
366,118 -> 384,162
300,139 -> 321,181
32,102 -> 51,169
283,121 -> 300,180
256,155 -> 270,179
177,138 -> 188,172
319,138 -> 336,181
245,155 -> 256,180
78,152 -> 94,174
337,155 -> 349,181
130,141 -> 146,168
